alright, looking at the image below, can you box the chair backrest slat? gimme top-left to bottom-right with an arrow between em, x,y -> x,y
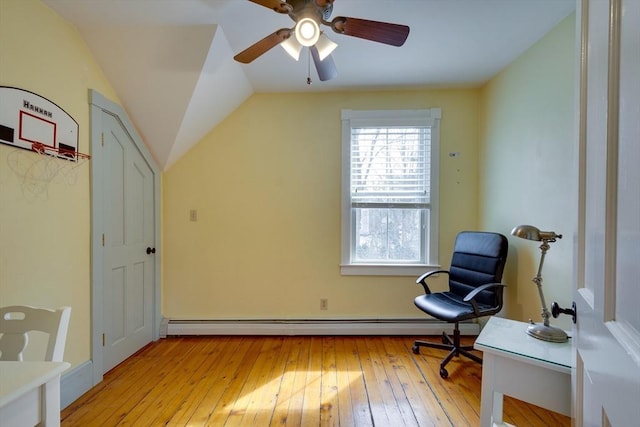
0,305 -> 71,362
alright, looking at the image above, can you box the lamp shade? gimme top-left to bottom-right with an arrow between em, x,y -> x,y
511,225 -> 562,242
280,36 -> 303,61
295,17 -> 320,47
511,224 -> 541,241
315,33 -> 338,60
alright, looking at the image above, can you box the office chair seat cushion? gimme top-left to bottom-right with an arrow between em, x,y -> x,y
414,291 -> 495,322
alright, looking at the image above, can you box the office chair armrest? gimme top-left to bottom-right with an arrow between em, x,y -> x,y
416,270 -> 449,294
463,283 -> 506,315
463,282 -> 505,302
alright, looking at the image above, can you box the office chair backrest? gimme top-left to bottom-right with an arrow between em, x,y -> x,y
449,232 -> 508,307
0,305 -> 71,362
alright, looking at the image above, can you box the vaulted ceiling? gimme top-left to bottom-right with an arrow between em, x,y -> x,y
43,0 -> 575,170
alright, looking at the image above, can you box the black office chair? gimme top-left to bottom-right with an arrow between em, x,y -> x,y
412,231 -> 508,378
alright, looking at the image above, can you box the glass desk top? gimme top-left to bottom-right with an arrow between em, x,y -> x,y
475,317 -> 572,371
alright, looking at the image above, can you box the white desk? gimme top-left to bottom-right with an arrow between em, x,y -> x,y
474,317 -> 572,427
0,361 -> 70,427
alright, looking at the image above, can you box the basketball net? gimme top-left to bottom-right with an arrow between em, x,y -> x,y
7,143 -> 90,200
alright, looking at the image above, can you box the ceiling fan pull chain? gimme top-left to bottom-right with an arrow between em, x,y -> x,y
306,48 -> 312,85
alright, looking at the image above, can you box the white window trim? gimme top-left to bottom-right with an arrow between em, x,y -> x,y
340,108 -> 441,276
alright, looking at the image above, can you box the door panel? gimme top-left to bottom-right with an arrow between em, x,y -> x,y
111,266 -> 126,342
103,112 -> 154,372
575,0 -> 640,425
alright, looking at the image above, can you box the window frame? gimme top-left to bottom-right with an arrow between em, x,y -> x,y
340,108 -> 441,276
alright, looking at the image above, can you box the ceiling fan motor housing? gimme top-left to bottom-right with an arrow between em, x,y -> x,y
285,0 -> 334,24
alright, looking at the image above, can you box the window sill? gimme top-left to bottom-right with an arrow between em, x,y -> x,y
340,264 -> 440,277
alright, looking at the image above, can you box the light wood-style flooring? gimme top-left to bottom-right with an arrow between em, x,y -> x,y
61,336 -> 570,426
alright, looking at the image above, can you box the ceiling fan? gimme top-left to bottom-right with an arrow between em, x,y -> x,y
233,0 -> 410,82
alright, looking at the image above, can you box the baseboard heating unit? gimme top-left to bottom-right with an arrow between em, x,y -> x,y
162,318 -> 480,338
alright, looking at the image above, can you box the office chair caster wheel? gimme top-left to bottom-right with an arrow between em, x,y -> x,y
412,345 -> 420,354
439,367 -> 448,379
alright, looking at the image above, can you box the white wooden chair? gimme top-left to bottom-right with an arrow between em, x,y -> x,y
0,305 -> 71,362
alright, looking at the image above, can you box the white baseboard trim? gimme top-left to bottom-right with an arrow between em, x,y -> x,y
61,360 -> 94,409
166,318 -> 480,336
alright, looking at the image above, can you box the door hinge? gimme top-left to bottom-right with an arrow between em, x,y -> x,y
102,233 -> 105,246
102,333 -> 105,347
101,132 -> 104,147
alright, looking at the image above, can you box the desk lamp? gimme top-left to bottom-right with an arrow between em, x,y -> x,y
511,225 -> 568,343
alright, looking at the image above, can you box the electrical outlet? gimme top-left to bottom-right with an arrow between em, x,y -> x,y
320,298 -> 328,310
189,209 -> 197,222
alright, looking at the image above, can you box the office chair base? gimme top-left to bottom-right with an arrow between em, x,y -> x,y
412,330 -> 482,378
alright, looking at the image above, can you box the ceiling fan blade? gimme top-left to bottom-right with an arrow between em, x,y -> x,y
310,45 -> 337,81
330,17 -> 410,47
248,0 -> 290,13
234,29 -> 292,64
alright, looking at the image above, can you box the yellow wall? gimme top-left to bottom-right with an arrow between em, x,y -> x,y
163,90 -> 482,319
479,14 -> 576,329
0,0 -> 119,367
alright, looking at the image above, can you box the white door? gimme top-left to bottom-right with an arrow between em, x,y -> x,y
102,112 -> 155,372
573,0 -> 640,425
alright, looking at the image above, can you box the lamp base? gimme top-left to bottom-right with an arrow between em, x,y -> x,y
526,323 -> 569,343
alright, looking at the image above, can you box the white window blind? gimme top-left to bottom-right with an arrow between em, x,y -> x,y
351,126 -> 431,209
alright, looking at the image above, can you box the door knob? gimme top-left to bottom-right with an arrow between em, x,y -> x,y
551,301 -> 577,324
146,247 -> 156,255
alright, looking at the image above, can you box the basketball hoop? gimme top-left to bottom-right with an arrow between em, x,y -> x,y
1,86 -> 89,198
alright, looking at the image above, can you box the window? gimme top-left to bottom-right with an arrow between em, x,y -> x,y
341,108 -> 440,276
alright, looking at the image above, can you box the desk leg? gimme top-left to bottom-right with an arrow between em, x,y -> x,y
42,376 -> 62,427
480,353 -> 504,427
492,390 -> 504,426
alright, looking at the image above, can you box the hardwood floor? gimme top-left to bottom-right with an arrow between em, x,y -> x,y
62,336 -> 570,426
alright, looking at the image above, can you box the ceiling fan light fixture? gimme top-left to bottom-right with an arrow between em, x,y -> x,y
295,17 -> 320,47
280,35 -> 303,61
315,32 -> 337,61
